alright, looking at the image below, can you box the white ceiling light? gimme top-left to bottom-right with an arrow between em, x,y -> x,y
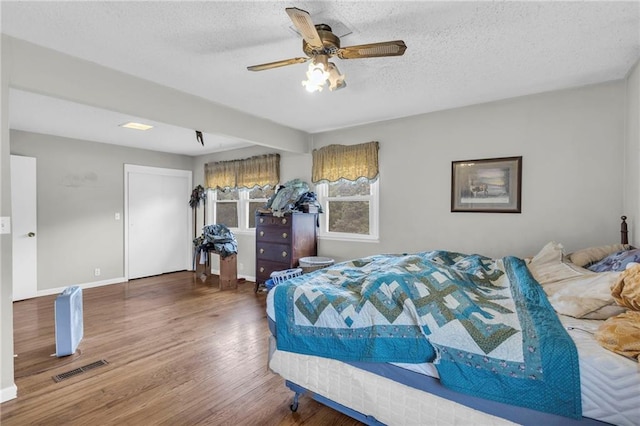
301,55 -> 346,93
120,122 -> 153,131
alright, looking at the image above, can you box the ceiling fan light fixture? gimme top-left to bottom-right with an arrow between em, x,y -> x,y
327,62 -> 346,91
247,8 -> 406,93
302,80 -> 324,93
302,55 -> 333,93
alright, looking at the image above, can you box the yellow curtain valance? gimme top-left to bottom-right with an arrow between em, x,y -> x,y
205,153 -> 280,189
311,141 -> 379,183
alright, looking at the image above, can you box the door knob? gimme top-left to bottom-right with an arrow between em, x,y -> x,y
27,232 -> 36,237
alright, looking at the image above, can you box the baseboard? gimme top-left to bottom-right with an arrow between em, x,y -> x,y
1,383 -> 17,403
36,277 -> 127,298
208,270 -> 255,283
239,274 -> 255,283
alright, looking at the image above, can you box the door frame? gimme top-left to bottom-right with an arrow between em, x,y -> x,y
124,164 -> 193,280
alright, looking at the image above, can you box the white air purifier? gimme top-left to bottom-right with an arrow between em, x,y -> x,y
55,286 -> 83,357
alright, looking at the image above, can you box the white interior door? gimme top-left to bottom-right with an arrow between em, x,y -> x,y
11,155 -> 38,301
125,165 -> 192,280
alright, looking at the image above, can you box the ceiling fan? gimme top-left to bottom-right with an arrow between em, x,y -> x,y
247,7 -> 407,92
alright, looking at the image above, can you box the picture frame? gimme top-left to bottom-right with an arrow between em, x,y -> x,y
451,156 -> 522,213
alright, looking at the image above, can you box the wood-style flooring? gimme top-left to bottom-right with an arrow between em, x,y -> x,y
1,272 -> 362,425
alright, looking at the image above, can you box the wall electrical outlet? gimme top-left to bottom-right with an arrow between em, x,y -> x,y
94,268 -> 101,276
115,212 -> 120,220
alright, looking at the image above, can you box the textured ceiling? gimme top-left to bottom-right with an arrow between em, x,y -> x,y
2,1 -> 639,156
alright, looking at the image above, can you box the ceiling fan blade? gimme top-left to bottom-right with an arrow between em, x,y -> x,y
247,57 -> 309,72
337,40 -> 407,59
285,7 -> 324,51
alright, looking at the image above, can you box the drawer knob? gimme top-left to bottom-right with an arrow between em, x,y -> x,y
259,218 -> 264,223
259,248 -> 264,254
282,251 -> 288,258
282,232 -> 288,239
259,231 -> 264,237
282,218 -> 287,225
259,267 -> 264,273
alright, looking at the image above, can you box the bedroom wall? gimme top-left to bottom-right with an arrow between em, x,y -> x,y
1,36 -> 17,401
190,80 -> 627,271
623,60 -> 640,245
10,130 -> 194,292
311,81 -> 626,261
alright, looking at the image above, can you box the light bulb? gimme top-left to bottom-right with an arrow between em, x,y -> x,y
302,80 -> 323,93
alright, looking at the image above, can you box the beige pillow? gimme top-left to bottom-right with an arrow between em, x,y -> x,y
567,244 -> 631,268
530,241 -> 563,265
543,271 -> 625,319
527,242 -> 588,285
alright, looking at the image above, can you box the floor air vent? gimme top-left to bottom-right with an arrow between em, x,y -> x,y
52,359 -> 109,382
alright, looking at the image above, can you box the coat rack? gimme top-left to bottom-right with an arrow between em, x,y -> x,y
189,185 -> 207,239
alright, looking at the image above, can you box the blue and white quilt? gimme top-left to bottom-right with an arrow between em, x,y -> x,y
273,251 -> 582,418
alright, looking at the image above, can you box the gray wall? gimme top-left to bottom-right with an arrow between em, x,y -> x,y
11,130 -> 194,291
1,34 -> 16,400
312,81 -> 627,261
199,81 -> 627,266
624,60 -> 640,244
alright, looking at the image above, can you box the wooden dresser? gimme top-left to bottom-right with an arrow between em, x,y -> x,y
255,212 -> 318,288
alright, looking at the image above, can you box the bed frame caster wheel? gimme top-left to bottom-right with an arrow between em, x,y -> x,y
290,393 -> 300,412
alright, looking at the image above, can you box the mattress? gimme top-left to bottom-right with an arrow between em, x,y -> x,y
267,289 -> 640,425
559,315 -> 640,426
269,338 -> 513,426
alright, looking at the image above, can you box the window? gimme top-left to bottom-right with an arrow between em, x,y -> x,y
211,187 -> 239,228
312,141 -> 380,240
204,153 -> 279,233
207,185 -> 275,232
316,177 -> 379,239
247,186 -> 274,228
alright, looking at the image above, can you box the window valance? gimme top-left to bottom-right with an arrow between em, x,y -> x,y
311,141 -> 379,183
205,153 -> 280,189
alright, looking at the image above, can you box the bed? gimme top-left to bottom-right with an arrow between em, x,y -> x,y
266,218 -> 640,425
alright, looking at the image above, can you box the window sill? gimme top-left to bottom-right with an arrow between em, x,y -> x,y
318,234 -> 380,243
227,229 -> 255,237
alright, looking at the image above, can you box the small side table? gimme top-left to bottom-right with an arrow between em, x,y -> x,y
199,249 -> 238,290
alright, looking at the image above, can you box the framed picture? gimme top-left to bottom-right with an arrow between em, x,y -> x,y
451,156 -> 522,213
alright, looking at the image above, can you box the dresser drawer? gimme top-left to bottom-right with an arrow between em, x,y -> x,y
256,226 -> 293,244
256,242 -> 291,263
257,215 -> 291,227
255,212 -> 317,285
256,259 -> 290,283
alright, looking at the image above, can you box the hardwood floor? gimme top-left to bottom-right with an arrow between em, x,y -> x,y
1,272 -> 362,425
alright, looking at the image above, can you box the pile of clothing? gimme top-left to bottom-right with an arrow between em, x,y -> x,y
194,223 -> 238,264
264,179 -> 323,217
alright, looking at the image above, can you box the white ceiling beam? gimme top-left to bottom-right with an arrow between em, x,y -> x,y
3,35 -> 310,154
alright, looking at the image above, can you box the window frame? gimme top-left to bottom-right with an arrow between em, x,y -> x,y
315,178 -> 379,241
206,187 -> 271,235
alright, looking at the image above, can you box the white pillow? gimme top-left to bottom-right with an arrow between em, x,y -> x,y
527,241 -> 624,319
542,272 -> 625,319
527,242 -> 588,285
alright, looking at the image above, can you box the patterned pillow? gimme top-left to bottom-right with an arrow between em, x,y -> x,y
588,249 -> 640,272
